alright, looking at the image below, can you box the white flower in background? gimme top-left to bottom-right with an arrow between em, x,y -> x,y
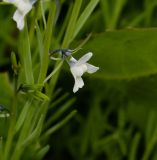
68,52 -> 99,93
3,0 -> 36,30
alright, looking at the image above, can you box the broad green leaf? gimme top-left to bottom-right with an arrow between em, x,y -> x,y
83,28 -> 157,80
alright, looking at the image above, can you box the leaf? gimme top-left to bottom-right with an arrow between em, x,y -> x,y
35,22 -> 44,63
38,1 -> 56,83
15,100 -> 32,133
62,0 -> 82,47
73,0 -> 99,40
128,132 -> 141,160
19,115 -> 44,148
45,97 -> 76,129
35,145 -> 50,160
41,110 -> 77,140
83,28 -> 157,80
0,73 -> 13,106
19,24 -> 34,84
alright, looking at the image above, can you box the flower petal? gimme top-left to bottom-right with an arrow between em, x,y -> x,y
86,63 -> 99,73
16,0 -> 32,15
71,65 -> 85,77
77,52 -> 93,66
73,77 -> 79,93
68,57 -> 77,67
30,0 -> 37,5
3,0 -> 16,3
13,10 -> 25,30
3,0 -> 36,30
77,77 -> 84,88
73,77 -> 84,93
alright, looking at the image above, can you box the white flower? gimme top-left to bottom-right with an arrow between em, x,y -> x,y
3,0 -> 36,30
68,52 -> 99,93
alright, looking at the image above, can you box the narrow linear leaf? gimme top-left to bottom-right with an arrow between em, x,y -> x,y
142,127 -> 157,160
62,0 -> 82,47
35,145 -> 50,160
42,110 -> 77,140
95,134 -> 116,149
11,114 -> 44,160
19,115 -> 44,148
43,61 -> 63,84
15,100 -> 32,133
57,3 -> 73,43
33,91 -> 49,101
108,0 -> 127,29
49,92 -> 69,110
20,24 -> 34,84
145,110 -> 157,144
36,21 -> 44,62
129,132 -> 141,160
40,0 -> 47,29
46,98 -> 76,128
73,0 -> 99,39
0,137 -> 3,160
38,1 -> 56,83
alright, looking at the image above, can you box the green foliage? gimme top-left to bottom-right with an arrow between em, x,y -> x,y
83,29 -> 157,79
2,0 -> 157,160
0,0 -> 100,159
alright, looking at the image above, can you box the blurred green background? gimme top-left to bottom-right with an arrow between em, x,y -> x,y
1,0 -> 157,159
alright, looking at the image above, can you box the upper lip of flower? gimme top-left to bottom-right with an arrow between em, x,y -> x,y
75,52 -> 93,65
